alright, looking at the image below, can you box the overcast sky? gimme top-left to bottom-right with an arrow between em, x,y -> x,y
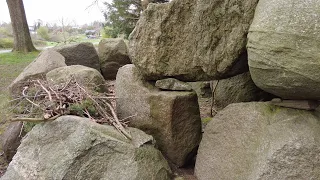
0,0 -> 112,26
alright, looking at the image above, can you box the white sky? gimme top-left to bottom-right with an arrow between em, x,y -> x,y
0,0 -> 112,26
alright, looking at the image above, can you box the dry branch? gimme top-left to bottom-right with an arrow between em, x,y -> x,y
9,78 -> 132,139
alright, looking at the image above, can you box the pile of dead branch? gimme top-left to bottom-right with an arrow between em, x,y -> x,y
9,78 -> 132,139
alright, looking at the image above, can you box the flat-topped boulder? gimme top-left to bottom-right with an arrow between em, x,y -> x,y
116,65 -> 202,167
129,0 -> 259,81
54,42 -> 100,71
247,0 -> 320,99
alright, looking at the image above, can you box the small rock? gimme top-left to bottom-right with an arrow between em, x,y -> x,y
155,78 -> 192,91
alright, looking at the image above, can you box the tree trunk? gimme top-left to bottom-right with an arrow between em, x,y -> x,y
6,0 -> 37,53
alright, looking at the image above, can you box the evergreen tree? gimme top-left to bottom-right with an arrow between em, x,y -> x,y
104,0 -> 169,38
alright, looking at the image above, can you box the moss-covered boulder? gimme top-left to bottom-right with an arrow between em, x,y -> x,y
116,65 -> 202,167
129,0 -> 259,81
1,116 -> 172,180
46,65 -> 106,92
195,102 -> 320,180
247,0 -> 320,99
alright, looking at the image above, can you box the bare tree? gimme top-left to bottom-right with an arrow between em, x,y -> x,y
6,0 -> 37,52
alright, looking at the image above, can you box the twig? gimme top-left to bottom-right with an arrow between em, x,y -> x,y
37,80 -> 52,101
11,114 -> 61,122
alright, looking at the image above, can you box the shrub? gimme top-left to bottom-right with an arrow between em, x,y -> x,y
0,38 -> 14,49
37,26 -> 50,41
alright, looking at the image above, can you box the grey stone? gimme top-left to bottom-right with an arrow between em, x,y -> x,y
98,38 -> 131,80
188,81 -> 211,98
155,78 -> 192,91
129,0 -> 259,81
212,72 -> 273,111
247,0 -> 320,99
46,65 -> 106,92
195,102 -> 320,180
116,65 -> 202,167
1,116 -> 172,180
54,42 -> 100,71
1,122 -> 26,162
9,50 -> 66,96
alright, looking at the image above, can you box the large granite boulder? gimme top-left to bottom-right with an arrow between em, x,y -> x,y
9,50 -> 66,96
247,0 -> 320,99
212,72 -> 273,110
98,38 -> 131,80
195,102 -> 320,180
116,65 -> 202,167
1,116 -> 172,180
129,0 -> 259,81
54,42 -> 100,71
46,65 -> 106,92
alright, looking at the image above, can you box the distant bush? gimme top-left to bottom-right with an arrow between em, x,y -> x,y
0,38 -> 14,49
32,40 -> 47,47
37,26 -> 50,41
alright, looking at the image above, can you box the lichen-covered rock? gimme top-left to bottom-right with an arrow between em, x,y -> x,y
98,38 -> 131,80
9,50 -> 66,96
116,65 -> 202,166
247,0 -> 320,99
155,78 -> 192,91
212,72 -> 273,110
195,102 -> 320,180
46,65 -> 106,92
1,116 -> 172,180
54,42 -> 100,71
129,0 -> 259,81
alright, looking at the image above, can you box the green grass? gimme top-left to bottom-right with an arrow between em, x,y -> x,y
0,51 -> 40,110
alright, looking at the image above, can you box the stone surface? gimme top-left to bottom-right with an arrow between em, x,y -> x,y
195,102 -> 320,180
247,0 -> 320,99
212,72 -> 273,110
46,65 -> 106,92
9,50 -> 66,96
54,42 -> 100,71
129,0 -> 259,81
98,38 -> 131,80
1,122 -> 26,162
188,81 -> 211,98
155,78 -> 192,91
1,116 -> 172,180
116,64 -> 202,166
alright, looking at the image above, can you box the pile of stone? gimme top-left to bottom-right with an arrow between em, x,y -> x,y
3,0 -> 320,179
